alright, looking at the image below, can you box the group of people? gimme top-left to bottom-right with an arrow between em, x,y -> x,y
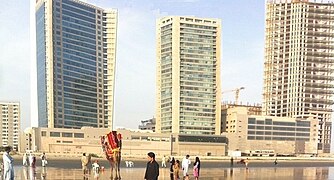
81,153 -> 103,179
144,153 -> 201,180
169,155 -> 201,180
1,147 -> 48,180
22,152 -> 48,167
232,157 -> 278,169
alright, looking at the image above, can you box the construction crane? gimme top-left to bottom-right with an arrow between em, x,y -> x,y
222,87 -> 245,105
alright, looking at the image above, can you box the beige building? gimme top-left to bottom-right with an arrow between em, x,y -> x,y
21,127 -> 227,157
263,0 -> 334,153
222,105 -> 318,155
0,102 -> 20,150
156,16 -> 222,135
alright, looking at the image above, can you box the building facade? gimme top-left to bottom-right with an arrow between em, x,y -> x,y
0,102 -> 20,150
35,0 -> 117,129
156,16 -> 222,135
21,127 -> 227,157
222,105 -> 318,155
138,117 -> 156,132
263,0 -> 334,153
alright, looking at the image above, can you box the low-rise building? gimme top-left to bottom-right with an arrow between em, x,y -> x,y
21,127 -> 227,157
222,105 -> 318,155
138,117 -> 156,132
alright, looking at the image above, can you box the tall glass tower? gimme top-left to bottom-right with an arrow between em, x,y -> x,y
263,0 -> 334,153
156,16 -> 222,135
35,0 -> 117,129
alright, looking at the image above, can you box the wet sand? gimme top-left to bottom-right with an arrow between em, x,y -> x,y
13,165 -> 334,180
10,157 -> 334,169
5,155 -> 334,179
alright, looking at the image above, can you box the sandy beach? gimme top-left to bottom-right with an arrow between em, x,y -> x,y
2,154 -> 333,179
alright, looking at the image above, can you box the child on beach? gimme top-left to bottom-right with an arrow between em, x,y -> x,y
92,160 -> 100,174
173,160 -> 180,180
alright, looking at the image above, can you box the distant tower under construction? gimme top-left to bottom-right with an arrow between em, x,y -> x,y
263,0 -> 334,153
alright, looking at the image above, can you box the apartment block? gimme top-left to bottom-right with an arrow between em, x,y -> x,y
35,0 -> 117,129
156,16 -> 222,135
263,0 -> 334,153
0,102 -> 20,150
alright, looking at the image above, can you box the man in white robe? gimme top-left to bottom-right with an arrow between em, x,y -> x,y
3,146 -> 14,180
182,155 -> 191,178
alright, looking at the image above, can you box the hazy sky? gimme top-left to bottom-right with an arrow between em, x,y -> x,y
0,0 -> 265,130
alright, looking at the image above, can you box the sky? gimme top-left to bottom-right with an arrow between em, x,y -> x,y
0,0 -> 265,130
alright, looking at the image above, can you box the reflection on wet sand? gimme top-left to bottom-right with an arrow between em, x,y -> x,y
14,166 -> 331,180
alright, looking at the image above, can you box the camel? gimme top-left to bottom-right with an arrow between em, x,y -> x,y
101,131 -> 122,180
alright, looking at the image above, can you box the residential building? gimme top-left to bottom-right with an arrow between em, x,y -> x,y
35,0 -> 117,129
0,102 -> 20,150
21,127 -> 227,157
156,16 -> 222,135
222,105 -> 318,155
138,117 -> 156,132
263,0 -> 334,153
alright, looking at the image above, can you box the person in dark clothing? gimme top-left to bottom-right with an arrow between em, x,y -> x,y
169,157 -> 175,180
193,157 -> 201,180
144,152 -> 159,180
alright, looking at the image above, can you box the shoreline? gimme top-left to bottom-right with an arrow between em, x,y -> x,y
9,153 -> 334,161
6,154 -> 334,169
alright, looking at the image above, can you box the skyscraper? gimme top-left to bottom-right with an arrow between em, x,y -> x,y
0,102 -> 20,150
36,0 -> 117,129
156,16 -> 221,135
263,0 -> 334,153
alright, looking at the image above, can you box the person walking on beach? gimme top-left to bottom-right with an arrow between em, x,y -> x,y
144,152 -> 159,180
23,153 -> 28,166
169,157 -> 175,180
28,154 -> 33,167
173,160 -> 181,180
40,152 -> 47,167
274,158 -> 278,165
230,157 -> 234,167
162,155 -> 167,168
3,146 -> 14,180
28,153 -> 36,167
245,158 -> 249,169
81,153 -> 89,176
182,155 -> 191,178
193,157 -> 200,180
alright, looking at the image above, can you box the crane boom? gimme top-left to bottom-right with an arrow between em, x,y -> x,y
222,87 -> 245,105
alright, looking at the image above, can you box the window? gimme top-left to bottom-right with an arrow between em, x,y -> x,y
248,118 -> 256,124
74,133 -> 84,138
62,132 -> 73,138
41,131 -> 47,136
131,136 -> 140,140
248,125 -> 255,129
50,132 -> 60,137
265,119 -> 272,125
